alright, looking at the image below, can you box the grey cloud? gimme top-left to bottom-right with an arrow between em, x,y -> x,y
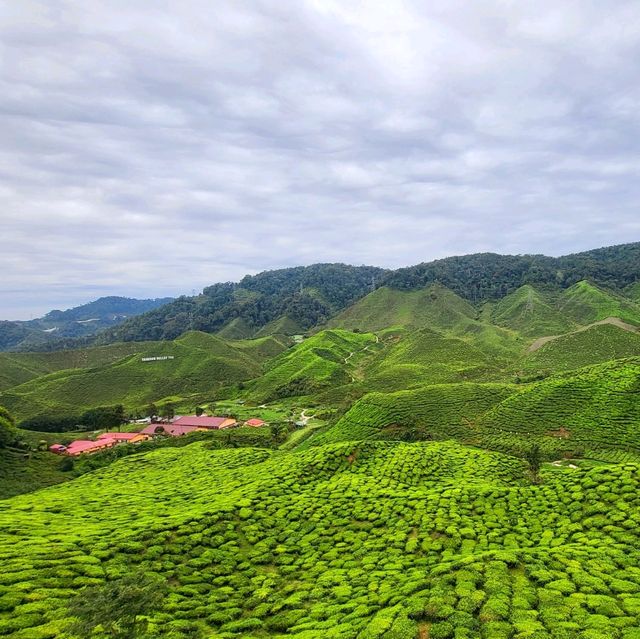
2,0 -> 640,318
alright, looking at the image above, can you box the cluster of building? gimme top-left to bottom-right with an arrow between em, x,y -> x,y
48,414 -> 267,456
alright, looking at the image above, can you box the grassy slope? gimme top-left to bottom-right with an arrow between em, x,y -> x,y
1,440 -> 640,638
518,323 -> 640,374
0,343 -> 149,392
327,284 -> 478,332
318,357 -> 640,460
0,332 -> 287,421
559,280 -> 640,325
492,285 -> 576,337
216,317 -> 254,340
254,315 -> 303,338
246,329 -> 376,402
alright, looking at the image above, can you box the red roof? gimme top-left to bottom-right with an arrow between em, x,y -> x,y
49,444 -> 66,453
245,418 -> 266,427
65,438 -> 117,455
140,423 -> 200,437
172,415 -> 235,429
97,432 -> 141,441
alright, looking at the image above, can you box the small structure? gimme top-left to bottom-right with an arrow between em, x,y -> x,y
49,444 -> 67,454
64,438 -> 119,456
171,415 -> 237,430
245,418 -> 266,428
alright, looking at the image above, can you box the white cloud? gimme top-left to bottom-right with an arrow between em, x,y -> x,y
1,0 -> 640,318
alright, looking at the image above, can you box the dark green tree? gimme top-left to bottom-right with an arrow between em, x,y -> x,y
68,572 -> 166,638
160,402 -> 175,421
525,444 -> 542,483
0,405 -> 16,448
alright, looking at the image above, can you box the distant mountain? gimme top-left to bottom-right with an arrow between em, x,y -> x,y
0,296 -> 174,351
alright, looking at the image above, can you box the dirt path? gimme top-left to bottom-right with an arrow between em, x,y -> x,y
528,317 -> 639,353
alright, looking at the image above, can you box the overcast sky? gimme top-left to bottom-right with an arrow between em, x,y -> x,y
2,1 -> 640,319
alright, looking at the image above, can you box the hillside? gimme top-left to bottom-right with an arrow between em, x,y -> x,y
2,439 -> 640,637
518,323 -> 640,374
0,296 -> 173,351
321,357 -> 640,461
558,280 -> 640,326
491,285 -> 576,337
0,332 -> 289,421
245,329 -> 376,403
327,284 -> 477,333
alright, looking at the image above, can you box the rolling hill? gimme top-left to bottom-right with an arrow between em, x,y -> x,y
0,332 -> 290,421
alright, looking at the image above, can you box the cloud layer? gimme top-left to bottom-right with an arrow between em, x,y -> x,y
2,1 -> 640,318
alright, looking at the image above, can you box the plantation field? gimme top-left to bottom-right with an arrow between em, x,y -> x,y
517,324 -> 640,374
0,332 -> 290,421
2,440 -> 640,638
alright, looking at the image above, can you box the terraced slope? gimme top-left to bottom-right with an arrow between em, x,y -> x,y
519,323 -> 640,374
0,332 -> 283,421
253,315 -> 303,338
492,285 -> 576,337
327,284 -> 478,333
311,382 -> 516,446
479,357 -> 640,455
216,317 -> 254,340
246,329 -> 376,402
0,343 -> 149,392
559,280 -> 640,326
2,440 -> 640,638
318,357 -> 640,461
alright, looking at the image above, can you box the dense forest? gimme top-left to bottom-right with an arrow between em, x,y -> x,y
383,242 -> 640,301
91,264 -> 386,344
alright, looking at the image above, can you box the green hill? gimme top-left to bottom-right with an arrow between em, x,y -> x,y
2,439 -> 640,637
492,285 -> 576,337
246,329 -> 376,402
253,315 -> 303,338
0,342 -> 149,392
311,382 -> 516,446
0,332 -> 278,421
327,284 -> 477,333
558,280 -> 640,326
216,317 -> 254,340
519,322 -> 640,374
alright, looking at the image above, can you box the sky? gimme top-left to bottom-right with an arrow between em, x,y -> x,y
2,1 -> 640,319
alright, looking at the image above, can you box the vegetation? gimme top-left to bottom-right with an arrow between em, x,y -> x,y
3,244 -> 640,637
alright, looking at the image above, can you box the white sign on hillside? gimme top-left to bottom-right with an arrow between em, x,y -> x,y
141,356 -> 175,362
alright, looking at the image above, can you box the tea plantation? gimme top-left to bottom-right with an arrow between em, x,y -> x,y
3,276 -> 640,638
1,440 -> 640,638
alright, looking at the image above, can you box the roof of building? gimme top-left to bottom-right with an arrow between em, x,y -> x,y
140,423 -> 201,437
172,415 -> 236,429
65,438 -> 117,455
49,444 -> 66,452
97,432 -> 136,441
245,418 -> 266,427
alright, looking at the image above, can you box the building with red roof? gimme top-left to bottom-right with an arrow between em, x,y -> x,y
245,418 -> 266,427
171,415 -> 237,430
97,432 -> 149,443
49,444 -> 67,454
140,423 -> 203,437
64,438 -> 118,456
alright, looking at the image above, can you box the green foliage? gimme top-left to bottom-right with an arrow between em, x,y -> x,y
68,571 -> 166,638
0,404 -> 16,448
0,441 -> 639,637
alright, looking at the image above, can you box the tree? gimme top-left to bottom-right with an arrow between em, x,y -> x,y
68,572 -> 166,639
525,444 -> 542,483
160,402 -> 175,421
146,403 -> 158,420
271,423 -> 289,445
195,406 -> 204,416
0,405 -> 16,448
